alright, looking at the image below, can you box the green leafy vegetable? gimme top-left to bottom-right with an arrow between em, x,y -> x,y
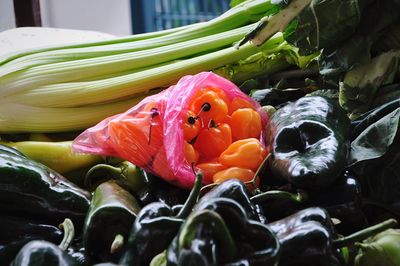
214,36 -> 317,84
339,50 -> 400,119
349,101 -> 400,212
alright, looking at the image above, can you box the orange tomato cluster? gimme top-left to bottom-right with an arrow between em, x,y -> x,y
182,87 -> 267,185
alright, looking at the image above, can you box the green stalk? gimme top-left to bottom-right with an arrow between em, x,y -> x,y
0,93 -> 151,132
0,24 -> 255,96
8,35 -> 284,108
333,219 -> 398,248
0,0 -> 274,77
0,22 -> 201,66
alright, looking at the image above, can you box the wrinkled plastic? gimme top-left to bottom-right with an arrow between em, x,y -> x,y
73,72 -> 268,188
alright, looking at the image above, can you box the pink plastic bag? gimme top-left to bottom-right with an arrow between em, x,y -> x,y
73,72 -> 268,188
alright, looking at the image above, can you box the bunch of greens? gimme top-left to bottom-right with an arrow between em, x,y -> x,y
241,0 -> 400,224
242,0 -> 400,119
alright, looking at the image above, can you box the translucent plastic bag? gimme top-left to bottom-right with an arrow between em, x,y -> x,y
73,72 -> 268,188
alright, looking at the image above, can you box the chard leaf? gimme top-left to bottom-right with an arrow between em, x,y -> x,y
339,50 -> 400,119
285,0 -> 371,55
350,106 -> 400,207
350,107 -> 400,165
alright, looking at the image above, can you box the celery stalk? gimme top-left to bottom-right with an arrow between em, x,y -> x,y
0,25 -> 255,96
7,35 -> 284,108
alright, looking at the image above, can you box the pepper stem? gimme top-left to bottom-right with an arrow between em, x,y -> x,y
333,218 -> 398,248
84,163 -> 122,188
110,234 -> 125,254
245,153 -> 270,189
250,189 -> 308,204
176,172 -> 203,219
58,218 -> 75,251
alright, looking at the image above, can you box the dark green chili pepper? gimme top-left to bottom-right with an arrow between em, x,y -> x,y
307,171 -> 368,234
0,145 -> 91,226
85,161 -> 147,193
251,189 -> 308,222
0,215 -> 63,264
266,95 -> 351,189
198,178 -> 265,223
268,207 -> 398,266
83,180 -> 141,264
66,238 -> 87,266
10,240 -> 78,266
136,172 -> 190,207
168,196 -> 280,265
268,207 -> 343,266
119,173 -> 202,266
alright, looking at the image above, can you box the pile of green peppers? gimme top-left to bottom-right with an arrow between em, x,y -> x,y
1,94 -> 400,266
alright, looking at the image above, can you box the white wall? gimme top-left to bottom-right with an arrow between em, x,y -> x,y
0,0 -> 132,36
0,0 -> 16,32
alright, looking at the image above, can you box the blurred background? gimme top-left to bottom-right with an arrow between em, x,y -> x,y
0,0 -> 231,35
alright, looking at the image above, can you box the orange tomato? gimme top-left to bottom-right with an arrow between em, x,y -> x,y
230,108 -> 262,141
219,138 -> 267,171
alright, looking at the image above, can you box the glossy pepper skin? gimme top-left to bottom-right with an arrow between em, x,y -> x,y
167,197 -> 280,265
198,178 -> 265,223
119,173 -> 202,266
0,145 -> 91,225
307,171 -> 368,235
84,181 -> 141,264
10,240 -> 78,266
266,95 -> 350,189
268,207 -> 343,266
0,215 -> 63,264
136,171 -> 190,207
251,189 -> 307,223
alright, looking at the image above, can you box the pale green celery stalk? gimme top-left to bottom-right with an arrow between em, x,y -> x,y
0,22 -> 200,66
0,94 -> 152,133
8,34 -> 284,108
1,24 -> 255,96
0,0 -> 273,77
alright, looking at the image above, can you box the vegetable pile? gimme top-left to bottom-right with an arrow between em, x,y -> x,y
1,0 -> 400,265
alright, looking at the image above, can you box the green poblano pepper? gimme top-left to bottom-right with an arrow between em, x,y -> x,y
268,207 -> 343,266
119,173 -> 202,266
355,229 -> 400,266
266,95 -> 350,189
10,240 -> 78,266
0,145 -> 91,225
83,180 -> 141,264
167,197 -> 280,265
197,178 -> 265,223
0,215 -> 63,264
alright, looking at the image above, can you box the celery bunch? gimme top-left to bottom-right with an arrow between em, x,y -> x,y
0,0 -> 304,133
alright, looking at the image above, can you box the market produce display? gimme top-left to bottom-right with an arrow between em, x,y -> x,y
1,0 -> 400,265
